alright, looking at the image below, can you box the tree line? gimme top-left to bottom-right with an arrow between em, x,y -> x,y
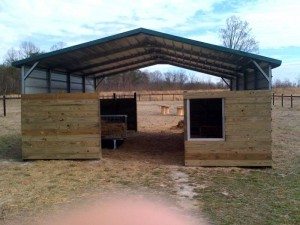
97,70 -> 227,91
0,41 -> 66,95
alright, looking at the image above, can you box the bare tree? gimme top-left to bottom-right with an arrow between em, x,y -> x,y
219,16 -> 259,53
0,41 -> 40,94
3,48 -> 20,65
273,78 -> 297,88
50,41 -> 67,51
19,41 -> 41,58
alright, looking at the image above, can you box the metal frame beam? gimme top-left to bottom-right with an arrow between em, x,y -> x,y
95,77 -> 106,89
21,62 -> 39,94
162,60 -> 235,80
21,66 -> 25,94
52,43 -> 151,69
46,69 -> 51,93
94,60 -> 159,78
252,60 -> 273,90
67,74 -> 71,93
156,39 -> 239,68
70,49 -> 156,73
69,46 -> 238,74
90,56 -> 159,75
82,76 -> 86,93
24,62 -> 39,80
252,60 -> 270,82
89,53 -> 237,78
243,69 -> 247,90
221,78 -> 230,88
93,57 -> 235,80
254,68 -> 258,89
162,54 -> 237,78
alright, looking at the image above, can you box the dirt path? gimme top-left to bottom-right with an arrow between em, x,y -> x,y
170,168 -> 198,210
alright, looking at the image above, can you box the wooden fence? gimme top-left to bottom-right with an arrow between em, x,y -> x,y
272,93 -> 300,108
1,95 -> 21,117
1,93 -> 300,116
99,93 -> 183,101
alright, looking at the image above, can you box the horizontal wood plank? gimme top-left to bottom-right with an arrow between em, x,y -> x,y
21,93 -> 101,160
184,90 -> 272,167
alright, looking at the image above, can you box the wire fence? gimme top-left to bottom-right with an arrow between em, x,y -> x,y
1,93 -> 299,117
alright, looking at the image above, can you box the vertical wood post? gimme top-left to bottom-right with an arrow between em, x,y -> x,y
281,94 -> 284,107
113,93 -> 116,100
291,94 -> 293,108
3,95 -> 6,117
272,93 -> 275,106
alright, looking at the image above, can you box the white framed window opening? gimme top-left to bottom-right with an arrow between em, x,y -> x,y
187,98 -> 225,141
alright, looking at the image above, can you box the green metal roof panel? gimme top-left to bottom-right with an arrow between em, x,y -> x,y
12,27 -> 282,68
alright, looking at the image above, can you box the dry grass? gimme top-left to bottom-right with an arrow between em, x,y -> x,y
0,95 -> 299,225
273,88 -> 300,95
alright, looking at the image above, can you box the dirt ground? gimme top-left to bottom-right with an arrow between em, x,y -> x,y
0,97 -> 299,225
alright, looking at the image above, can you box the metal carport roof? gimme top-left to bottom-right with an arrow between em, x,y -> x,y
12,28 -> 281,90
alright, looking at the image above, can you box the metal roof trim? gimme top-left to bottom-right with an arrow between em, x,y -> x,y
12,27 -> 282,68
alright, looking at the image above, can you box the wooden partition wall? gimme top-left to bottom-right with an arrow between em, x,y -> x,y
184,90 -> 272,167
21,93 -> 101,159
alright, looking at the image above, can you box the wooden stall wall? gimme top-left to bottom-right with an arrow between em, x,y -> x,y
184,90 -> 272,167
21,93 -> 101,159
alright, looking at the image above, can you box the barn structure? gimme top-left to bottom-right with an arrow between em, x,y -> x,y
12,28 -> 281,166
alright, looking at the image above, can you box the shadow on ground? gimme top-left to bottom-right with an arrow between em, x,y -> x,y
0,134 -> 22,160
103,131 -> 184,166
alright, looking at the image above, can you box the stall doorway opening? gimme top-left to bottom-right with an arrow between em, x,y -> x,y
100,95 -> 184,166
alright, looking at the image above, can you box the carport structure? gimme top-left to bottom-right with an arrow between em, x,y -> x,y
13,28 -> 281,166
13,28 -> 281,94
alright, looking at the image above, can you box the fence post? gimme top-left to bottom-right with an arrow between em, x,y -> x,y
281,94 -> 284,107
291,94 -> 293,108
3,95 -> 6,117
272,93 -> 275,106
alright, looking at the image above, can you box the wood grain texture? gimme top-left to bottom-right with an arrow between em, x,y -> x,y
21,93 -> 101,159
184,90 -> 272,167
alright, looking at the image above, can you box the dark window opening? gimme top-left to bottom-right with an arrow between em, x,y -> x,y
189,98 -> 223,139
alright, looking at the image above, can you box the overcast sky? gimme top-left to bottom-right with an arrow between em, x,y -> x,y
0,0 -> 299,82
